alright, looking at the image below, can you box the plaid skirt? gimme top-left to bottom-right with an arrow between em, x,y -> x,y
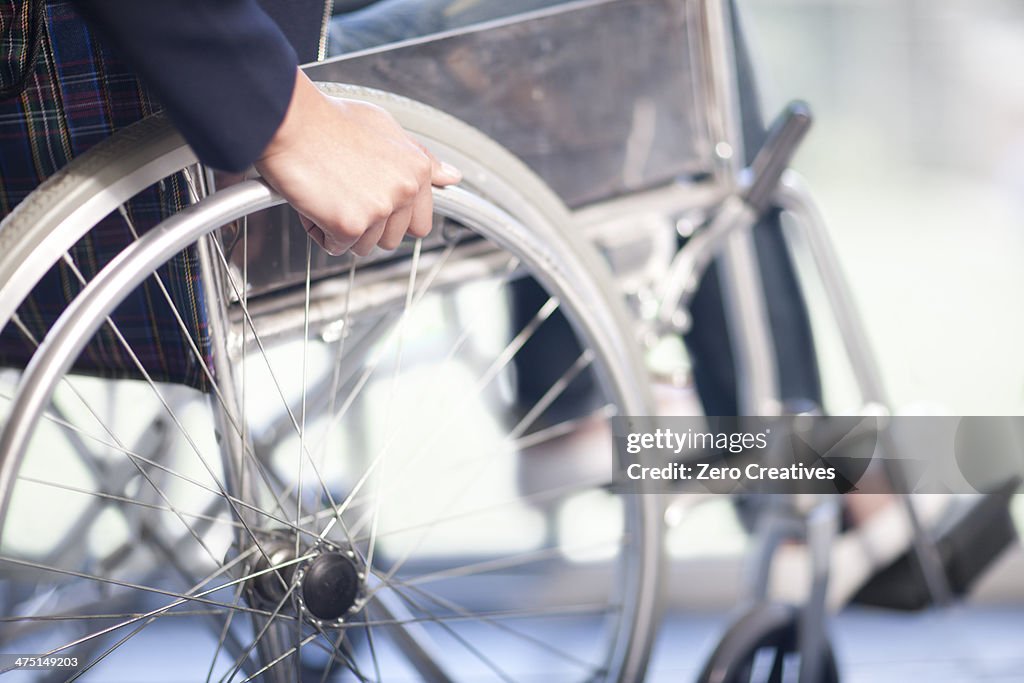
0,1 -> 211,390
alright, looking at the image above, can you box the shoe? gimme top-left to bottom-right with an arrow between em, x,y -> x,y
852,476 -> 1020,610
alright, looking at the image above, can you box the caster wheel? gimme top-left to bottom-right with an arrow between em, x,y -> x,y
698,603 -> 839,683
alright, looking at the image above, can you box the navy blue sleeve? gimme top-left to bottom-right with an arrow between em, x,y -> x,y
72,0 -> 299,172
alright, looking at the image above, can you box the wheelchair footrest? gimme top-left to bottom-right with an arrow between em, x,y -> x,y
852,477 -> 1020,610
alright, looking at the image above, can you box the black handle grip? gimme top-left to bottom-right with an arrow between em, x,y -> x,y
743,101 -> 813,213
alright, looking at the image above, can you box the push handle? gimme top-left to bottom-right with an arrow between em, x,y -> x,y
655,102 -> 814,331
744,101 -> 813,213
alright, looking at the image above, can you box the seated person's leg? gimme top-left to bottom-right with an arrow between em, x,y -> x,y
329,0 -> 567,55
329,0 -> 443,54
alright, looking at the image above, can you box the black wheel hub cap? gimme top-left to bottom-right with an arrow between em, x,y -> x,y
300,551 -> 362,621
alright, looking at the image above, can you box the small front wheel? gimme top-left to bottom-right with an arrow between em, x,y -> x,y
698,603 -> 840,683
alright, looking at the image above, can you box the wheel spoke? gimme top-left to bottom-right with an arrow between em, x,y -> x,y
363,618 -> 384,683
17,475 -> 248,532
0,395 -> 325,542
0,610 -> 225,623
339,295 -> 561,546
297,236 -> 312,552
281,241 -> 488,560
397,581 -> 599,672
300,474 -> 605,549
306,240 -> 491,461
316,628 -> 348,683
116,202 -> 294,525
0,546 -> 316,678
205,578 -> 251,683
44,400 -> 109,481
11,310 -> 223,567
323,261 -> 527,530
376,350 -> 597,583
366,238 -> 423,573
237,633 -> 318,683
218,581 -> 298,683
339,602 -> 617,629
0,548 -> 306,628
387,582 -> 516,683
305,619 -> 375,682
513,404 -> 617,450
55,250 -> 299,592
377,537 -> 625,591
319,258 -> 358,471
208,235 -> 361,561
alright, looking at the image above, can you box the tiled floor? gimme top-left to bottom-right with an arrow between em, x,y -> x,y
649,604 -> 1024,683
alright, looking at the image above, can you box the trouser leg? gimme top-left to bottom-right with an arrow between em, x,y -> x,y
685,2 -> 821,416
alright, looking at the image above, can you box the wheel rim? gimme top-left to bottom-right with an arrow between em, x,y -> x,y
1,145 -> 659,679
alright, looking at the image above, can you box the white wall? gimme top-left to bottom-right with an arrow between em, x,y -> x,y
744,0 -> 1024,415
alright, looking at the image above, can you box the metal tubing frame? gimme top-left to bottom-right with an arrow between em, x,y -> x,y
775,172 -> 953,606
696,0 -> 782,417
694,2 -> 849,678
691,2 -> 953,670
694,0 -> 952,665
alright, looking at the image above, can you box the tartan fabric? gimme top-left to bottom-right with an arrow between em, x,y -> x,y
0,0 -> 212,390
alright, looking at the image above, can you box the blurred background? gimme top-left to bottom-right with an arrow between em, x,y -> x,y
745,0 -> 1024,416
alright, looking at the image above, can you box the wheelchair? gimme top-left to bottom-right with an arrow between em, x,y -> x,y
0,0 -> 953,680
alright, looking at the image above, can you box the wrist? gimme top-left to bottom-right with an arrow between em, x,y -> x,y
258,69 -> 323,162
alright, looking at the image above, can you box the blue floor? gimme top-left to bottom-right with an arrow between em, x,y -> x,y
649,605 -> 1024,683
53,602 -> 1024,681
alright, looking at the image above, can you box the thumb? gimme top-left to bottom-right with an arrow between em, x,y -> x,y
431,158 -> 463,187
414,140 -> 462,186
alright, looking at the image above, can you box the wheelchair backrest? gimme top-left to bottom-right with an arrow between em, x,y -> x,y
238,0 -> 741,300
308,0 -> 717,208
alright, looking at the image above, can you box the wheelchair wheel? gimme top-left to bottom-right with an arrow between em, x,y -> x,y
697,603 -> 839,683
0,84 -> 661,681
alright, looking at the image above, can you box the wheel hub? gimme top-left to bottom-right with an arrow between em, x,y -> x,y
249,539 -> 298,607
246,536 -> 365,625
298,551 -> 363,622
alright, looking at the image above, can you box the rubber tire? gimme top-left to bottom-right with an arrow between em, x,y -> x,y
698,603 -> 840,683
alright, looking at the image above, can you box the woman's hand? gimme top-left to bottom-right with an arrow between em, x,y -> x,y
255,70 -> 462,256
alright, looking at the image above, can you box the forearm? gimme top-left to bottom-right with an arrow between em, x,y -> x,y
71,0 -> 298,171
